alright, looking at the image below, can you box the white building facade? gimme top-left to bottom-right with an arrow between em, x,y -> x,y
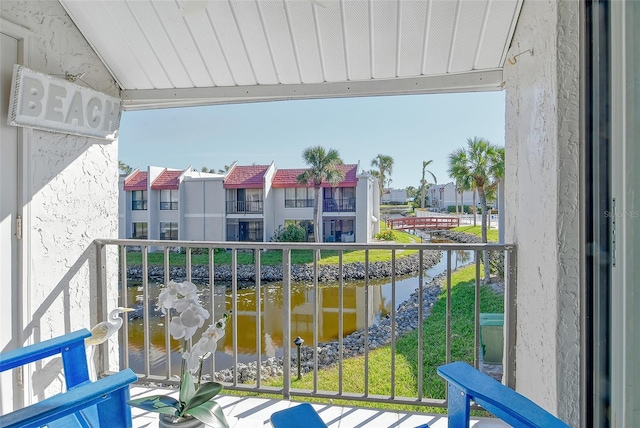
429,182 -> 480,212
119,163 -> 379,243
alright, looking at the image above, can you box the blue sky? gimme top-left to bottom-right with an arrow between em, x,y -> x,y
118,91 -> 505,189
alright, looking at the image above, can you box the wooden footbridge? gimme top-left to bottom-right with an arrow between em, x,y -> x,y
386,216 -> 460,231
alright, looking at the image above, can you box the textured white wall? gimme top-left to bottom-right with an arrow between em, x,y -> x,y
503,0 -> 580,425
1,0 -> 121,383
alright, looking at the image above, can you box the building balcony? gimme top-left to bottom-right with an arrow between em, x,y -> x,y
90,238 -> 517,426
323,198 -> 356,213
226,200 -> 264,214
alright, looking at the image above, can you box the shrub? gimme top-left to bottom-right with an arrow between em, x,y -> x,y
375,230 -> 396,241
271,223 -> 306,242
447,205 -> 474,214
180,247 -> 208,255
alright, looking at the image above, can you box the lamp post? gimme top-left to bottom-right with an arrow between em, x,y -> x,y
293,336 -> 304,380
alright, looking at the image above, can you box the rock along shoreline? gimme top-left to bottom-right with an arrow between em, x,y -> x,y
211,271 -> 450,384
126,249 -> 442,286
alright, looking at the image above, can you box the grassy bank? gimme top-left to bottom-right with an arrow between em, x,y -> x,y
124,227 -> 420,266
451,225 -> 498,242
258,264 -> 504,412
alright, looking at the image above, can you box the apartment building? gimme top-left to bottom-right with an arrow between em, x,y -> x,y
119,163 -> 379,243
428,182 -> 480,211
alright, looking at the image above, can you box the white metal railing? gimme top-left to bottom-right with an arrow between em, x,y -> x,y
94,239 -> 517,408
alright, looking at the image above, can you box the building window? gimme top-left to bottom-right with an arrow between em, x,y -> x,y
323,187 -> 356,212
285,187 -> 314,208
132,190 -> 147,210
160,222 -> 178,240
284,219 -> 315,242
160,189 -> 178,210
226,220 -> 263,242
132,222 -> 147,239
226,188 -> 263,213
323,218 -> 354,242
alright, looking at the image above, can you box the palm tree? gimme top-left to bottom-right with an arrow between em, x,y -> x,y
420,160 -> 437,209
371,154 -> 394,202
405,186 -> 418,200
118,161 -> 133,175
217,164 -> 233,174
456,173 -> 473,216
448,137 -> 505,281
297,146 -> 345,243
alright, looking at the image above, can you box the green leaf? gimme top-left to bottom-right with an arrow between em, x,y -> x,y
179,371 -> 196,408
127,395 -> 180,416
183,381 -> 224,412
184,401 -> 229,428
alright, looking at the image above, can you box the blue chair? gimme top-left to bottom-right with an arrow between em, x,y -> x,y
270,403 -> 328,428
269,402 -> 430,428
437,361 -> 570,428
0,329 -> 137,428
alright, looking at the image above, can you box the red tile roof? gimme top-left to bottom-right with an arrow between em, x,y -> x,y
151,169 -> 183,190
272,164 -> 358,188
123,171 -> 148,191
224,165 -> 270,189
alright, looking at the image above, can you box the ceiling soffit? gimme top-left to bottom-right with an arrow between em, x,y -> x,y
59,0 -> 523,110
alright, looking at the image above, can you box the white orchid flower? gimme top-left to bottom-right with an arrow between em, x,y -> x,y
182,349 -> 202,373
157,281 -> 231,380
157,280 -> 181,313
193,323 -> 224,354
183,316 -> 228,373
179,305 -> 209,329
176,280 -> 198,299
169,316 -> 198,341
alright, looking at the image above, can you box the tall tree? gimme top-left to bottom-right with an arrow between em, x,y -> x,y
371,154 -> 394,201
297,146 -> 345,243
420,160 -> 437,209
405,186 -> 418,200
456,172 -> 474,216
448,137 -> 505,281
119,161 -> 133,175
217,164 -> 233,174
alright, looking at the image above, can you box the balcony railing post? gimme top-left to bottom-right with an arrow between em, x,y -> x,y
504,247 -> 518,389
282,248 -> 291,399
96,241 -> 108,375
120,245 -> 130,370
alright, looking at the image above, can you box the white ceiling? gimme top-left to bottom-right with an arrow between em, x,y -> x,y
59,0 -> 523,110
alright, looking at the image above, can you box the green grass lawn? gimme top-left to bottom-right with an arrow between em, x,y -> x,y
451,225 -> 499,242
124,228 -> 421,266
256,265 -> 504,413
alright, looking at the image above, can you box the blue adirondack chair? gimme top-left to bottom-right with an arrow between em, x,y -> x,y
437,361 -> 571,428
0,329 -> 137,428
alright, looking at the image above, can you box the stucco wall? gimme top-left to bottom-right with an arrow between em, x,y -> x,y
503,0 -> 580,425
181,179 -> 225,241
1,0 -> 121,396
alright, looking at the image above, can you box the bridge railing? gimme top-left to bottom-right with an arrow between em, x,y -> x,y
386,216 -> 460,230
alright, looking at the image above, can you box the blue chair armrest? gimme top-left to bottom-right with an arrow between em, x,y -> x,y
0,368 -> 137,428
0,329 -> 91,388
438,361 -> 569,428
437,362 -> 570,428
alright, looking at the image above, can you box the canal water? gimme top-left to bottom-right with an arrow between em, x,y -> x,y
125,247 -> 473,376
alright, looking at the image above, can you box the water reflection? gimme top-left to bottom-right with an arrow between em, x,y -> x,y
125,248 -> 473,376
126,280 -> 383,376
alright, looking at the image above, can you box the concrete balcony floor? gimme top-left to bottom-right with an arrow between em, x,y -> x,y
130,386 -> 510,428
